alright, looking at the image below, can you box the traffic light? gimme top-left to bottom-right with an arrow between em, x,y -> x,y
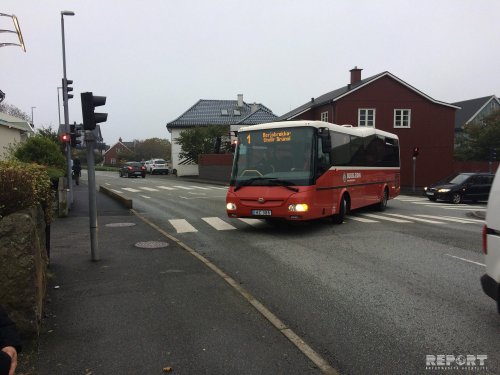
81,92 -> 107,130
62,78 -> 73,100
60,133 -> 70,143
491,148 -> 497,161
412,146 -> 420,158
69,123 -> 82,148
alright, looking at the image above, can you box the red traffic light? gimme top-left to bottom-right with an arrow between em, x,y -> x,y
412,146 -> 420,157
60,133 -> 70,142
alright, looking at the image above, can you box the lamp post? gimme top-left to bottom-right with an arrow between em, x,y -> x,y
31,106 -> 36,127
57,87 -> 62,126
60,10 -> 74,205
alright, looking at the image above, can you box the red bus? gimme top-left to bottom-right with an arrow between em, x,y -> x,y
225,121 -> 400,223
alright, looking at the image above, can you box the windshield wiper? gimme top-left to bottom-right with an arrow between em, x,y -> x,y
234,177 -> 298,192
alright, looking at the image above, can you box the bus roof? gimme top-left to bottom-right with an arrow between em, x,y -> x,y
238,120 -> 399,140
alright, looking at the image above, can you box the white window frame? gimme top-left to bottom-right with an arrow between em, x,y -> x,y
394,109 -> 411,128
358,108 -> 375,127
320,111 -> 328,122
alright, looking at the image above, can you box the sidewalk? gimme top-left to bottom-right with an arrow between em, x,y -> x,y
37,182 -> 322,375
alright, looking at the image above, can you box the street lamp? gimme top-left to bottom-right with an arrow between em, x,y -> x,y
0,13 -> 26,51
31,106 -> 36,127
61,10 -> 75,206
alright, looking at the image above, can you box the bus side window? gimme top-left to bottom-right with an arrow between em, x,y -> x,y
317,137 -> 331,175
349,135 -> 365,166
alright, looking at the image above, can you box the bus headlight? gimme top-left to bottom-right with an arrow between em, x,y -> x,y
226,202 -> 237,210
288,203 -> 308,212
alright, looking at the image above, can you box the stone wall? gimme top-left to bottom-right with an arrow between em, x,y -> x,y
0,205 -> 48,337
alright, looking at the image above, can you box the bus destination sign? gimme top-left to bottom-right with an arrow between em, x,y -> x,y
262,130 -> 292,143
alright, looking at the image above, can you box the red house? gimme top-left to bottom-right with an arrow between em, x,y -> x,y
279,67 -> 459,187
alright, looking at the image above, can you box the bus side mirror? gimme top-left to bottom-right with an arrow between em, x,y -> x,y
319,128 -> 331,152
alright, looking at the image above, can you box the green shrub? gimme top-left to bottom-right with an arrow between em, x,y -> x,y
13,135 -> 66,172
0,160 -> 54,223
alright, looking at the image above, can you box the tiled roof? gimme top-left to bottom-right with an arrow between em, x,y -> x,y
278,71 -> 458,121
166,99 -> 277,130
0,111 -> 34,133
452,95 -> 499,130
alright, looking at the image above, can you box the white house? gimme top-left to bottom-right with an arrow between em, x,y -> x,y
0,112 -> 34,160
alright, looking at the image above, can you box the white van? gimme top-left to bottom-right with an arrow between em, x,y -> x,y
481,168 -> 500,314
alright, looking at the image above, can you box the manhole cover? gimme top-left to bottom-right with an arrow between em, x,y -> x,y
135,241 -> 169,249
105,222 -> 136,227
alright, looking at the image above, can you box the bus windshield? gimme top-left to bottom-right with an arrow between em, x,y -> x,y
230,126 -> 315,186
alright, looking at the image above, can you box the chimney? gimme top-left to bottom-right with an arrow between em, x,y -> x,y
350,66 -> 363,84
119,137 -> 122,142
251,102 -> 259,113
237,94 -> 243,108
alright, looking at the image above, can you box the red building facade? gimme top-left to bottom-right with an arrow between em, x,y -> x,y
280,68 -> 459,187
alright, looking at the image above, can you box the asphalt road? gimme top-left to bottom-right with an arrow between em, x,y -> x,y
93,171 -> 499,374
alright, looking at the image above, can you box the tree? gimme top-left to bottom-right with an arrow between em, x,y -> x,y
0,101 -> 30,122
175,125 -> 230,163
455,109 -> 500,161
36,125 -> 59,144
12,134 -> 66,171
134,138 -> 171,161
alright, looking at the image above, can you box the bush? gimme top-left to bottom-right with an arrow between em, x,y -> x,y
13,135 -> 66,172
0,160 -> 54,223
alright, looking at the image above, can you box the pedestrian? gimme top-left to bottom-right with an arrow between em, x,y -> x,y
0,306 -> 21,375
72,158 -> 82,186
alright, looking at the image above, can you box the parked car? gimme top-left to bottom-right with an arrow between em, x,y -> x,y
481,169 -> 500,314
144,159 -> 169,175
119,162 -> 146,178
424,172 -> 494,203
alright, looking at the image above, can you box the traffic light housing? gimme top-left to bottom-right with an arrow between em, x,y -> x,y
491,148 -> 497,161
69,123 -> 82,148
81,92 -> 107,130
412,146 -> 420,158
62,78 -> 73,100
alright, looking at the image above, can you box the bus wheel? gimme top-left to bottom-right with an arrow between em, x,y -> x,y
332,195 -> 347,224
377,188 -> 388,211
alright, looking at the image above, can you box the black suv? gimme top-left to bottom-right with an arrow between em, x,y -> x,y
424,172 -> 495,204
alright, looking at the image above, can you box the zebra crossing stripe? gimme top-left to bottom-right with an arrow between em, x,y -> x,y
122,188 -> 141,192
158,186 -> 176,190
139,187 -> 159,191
441,215 -> 484,223
238,218 -> 264,226
415,215 -> 472,224
173,185 -> 194,190
188,185 -> 211,190
384,213 -> 445,224
169,219 -> 198,233
140,195 -> 151,199
202,217 -> 236,230
361,213 -> 411,223
348,216 -> 379,223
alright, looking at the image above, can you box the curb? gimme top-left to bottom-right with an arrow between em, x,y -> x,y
99,185 -> 133,209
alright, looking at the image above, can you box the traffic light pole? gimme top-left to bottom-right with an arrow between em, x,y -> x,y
61,12 -> 73,206
85,130 -> 99,261
412,156 -> 416,192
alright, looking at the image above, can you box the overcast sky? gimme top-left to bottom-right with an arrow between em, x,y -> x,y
1,0 -> 499,145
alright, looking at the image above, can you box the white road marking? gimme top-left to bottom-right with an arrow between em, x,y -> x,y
188,185 -> 212,190
445,254 -> 485,267
202,217 -> 237,230
110,189 -> 123,194
158,185 -> 176,190
348,216 -> 379,223
173,185 -> 194,190
361,213 -> 411,223
384,213 -> 445,224
122,188 -> 141,192
187,192 -> 206,195
169,219 -> 198,233
441,215 -> 484,224
140,195 -> 151,199
210,186 -> 229,190
415,215 -> 472,224
139,187 -> 159,191
238,218 -> 264,226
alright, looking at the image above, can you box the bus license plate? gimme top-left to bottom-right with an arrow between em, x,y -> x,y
251,209 -> 272,216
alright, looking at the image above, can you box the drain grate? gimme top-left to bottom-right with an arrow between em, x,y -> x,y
135,241 -> 169,249
105,222 -> 137,228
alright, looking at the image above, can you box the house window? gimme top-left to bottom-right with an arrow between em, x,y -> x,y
320,111 -> 328,122
111,158 -> 116,165
394,109 -> 411,128
358,108 -> 375,127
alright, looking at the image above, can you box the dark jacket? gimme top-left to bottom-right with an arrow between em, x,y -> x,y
0,307 -> 22,375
